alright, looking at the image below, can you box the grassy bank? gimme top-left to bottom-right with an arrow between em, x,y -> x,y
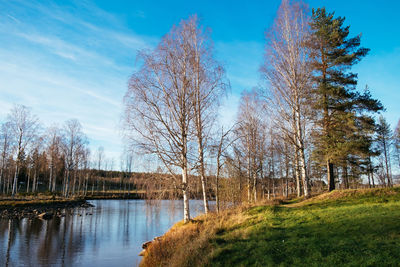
141,187 -> 400,266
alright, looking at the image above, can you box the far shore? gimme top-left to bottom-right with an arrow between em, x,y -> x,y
0,191 -> 146,219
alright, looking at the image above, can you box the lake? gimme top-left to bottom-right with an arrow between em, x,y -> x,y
0,199 -> 208,267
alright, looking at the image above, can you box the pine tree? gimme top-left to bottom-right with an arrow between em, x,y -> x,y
308,8 -> 382,191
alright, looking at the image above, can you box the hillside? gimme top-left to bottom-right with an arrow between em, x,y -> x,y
141,187 -> 400,266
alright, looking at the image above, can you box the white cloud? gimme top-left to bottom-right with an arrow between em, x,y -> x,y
0,0 -> 155,166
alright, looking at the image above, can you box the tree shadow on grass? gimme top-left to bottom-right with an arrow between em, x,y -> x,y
208,203 -> 400,266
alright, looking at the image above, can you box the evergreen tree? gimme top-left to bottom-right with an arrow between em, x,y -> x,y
308,8 -> 382,191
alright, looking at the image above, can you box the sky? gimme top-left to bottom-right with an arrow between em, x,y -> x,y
1,0 -> 399,168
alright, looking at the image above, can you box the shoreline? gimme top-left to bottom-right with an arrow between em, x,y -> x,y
84,192 -> 146,200
0,198 -> 93,220
0,193 -> 198,220
0,192 -> 148,219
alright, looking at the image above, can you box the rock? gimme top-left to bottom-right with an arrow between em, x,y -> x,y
38,212 -> 53,220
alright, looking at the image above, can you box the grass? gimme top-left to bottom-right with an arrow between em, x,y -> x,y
141,187 -> 400,267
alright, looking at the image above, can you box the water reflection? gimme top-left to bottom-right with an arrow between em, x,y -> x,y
0,200 -> 208,267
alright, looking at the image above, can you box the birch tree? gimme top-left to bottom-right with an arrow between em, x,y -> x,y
7,105 -> 40,196
261,0 -> 312,197
211,125 -> 235,212
0,122 -> 12,194
235,89 -> 266,202
124,17 -> 198,223
188,15 -> 228,213
376,116 -> 393,187
394,119 -> 400,170
61,119 -> 87,197
46,126 -> 63,192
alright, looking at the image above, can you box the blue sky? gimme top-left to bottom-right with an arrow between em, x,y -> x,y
1,0 -> 399,165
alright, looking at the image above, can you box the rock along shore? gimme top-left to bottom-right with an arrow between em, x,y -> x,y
0,199 -> 94,220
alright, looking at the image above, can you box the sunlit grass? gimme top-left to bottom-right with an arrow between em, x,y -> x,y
141,187 -> 400,266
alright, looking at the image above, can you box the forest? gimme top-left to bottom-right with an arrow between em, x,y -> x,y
0,105 -> 139,198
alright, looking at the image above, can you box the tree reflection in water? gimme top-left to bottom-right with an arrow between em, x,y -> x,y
0,200 -> 209,267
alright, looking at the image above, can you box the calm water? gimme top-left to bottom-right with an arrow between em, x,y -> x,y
0,199 -> 208,267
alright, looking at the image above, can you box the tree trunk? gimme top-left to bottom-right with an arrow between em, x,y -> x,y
182,128 -> 190,223
26,168 -> 31,193
327,160 -> 335,191
49,162 -> 53,192
342,164 -> 349,189
367,170 -> 371,188
299,146 -> 309,198
198,146 -> 209,214
253,171 -> 257,202
216,166 -> 220,213
182,164 -> 190,223
32,168 -> 37,193
12,163 -> 18,197
247,142 -> 252,202
295,109 -> 310,198
294,148 -> 301,197
52,166 -> 57,192
0,160 -> 4,194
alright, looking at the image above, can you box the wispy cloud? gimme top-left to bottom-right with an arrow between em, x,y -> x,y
0,0 -> 154,163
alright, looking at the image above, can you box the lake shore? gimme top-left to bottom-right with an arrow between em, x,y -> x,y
140,188 -> 400,266
0,197 -> 93,219
0,191 -> 149,219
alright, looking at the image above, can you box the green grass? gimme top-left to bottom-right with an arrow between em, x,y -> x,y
142,187 -> 400,267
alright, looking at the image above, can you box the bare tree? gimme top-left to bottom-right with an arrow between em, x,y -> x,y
0,122 -> 12,194
261,0 -> 312,197
376,116 -> 393,187
235,89 -> 267,202
46,126 -> 63,192
7,105 -> 40,196
96,146 -> 105,193
124,17 -> 201,223
188,15 -> 229,214
394,119 -> 400,170
61,119 -> 87,197
97,146 -> 104,171
211,125 -> 236,212
30,135 -> 45,193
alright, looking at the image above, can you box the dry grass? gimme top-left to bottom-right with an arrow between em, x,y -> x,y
140,187 -> 400,266
140,204 -> 260,267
